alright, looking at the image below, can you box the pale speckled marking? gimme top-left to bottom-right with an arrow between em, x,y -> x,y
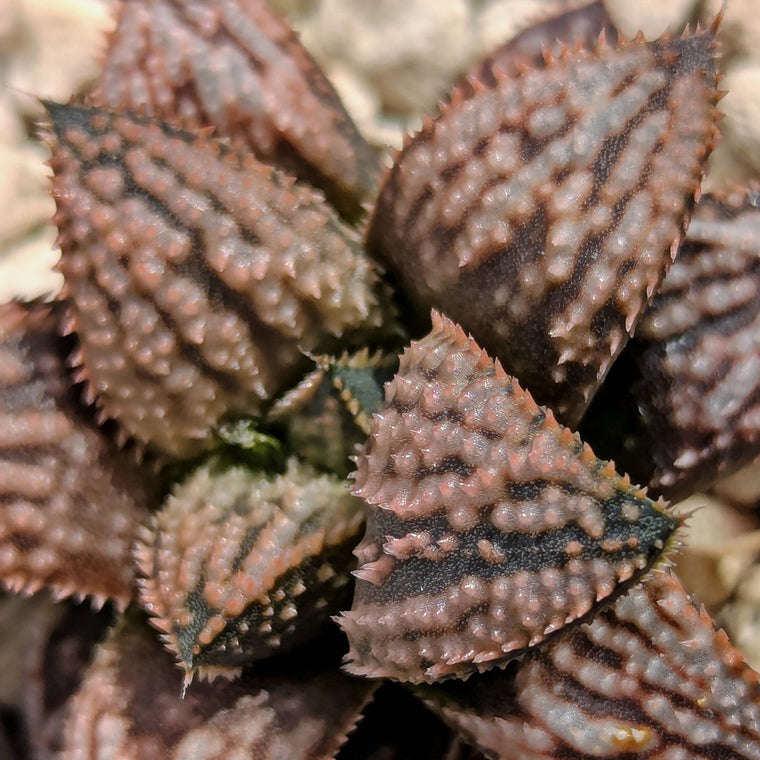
339,311 -> 678,684
418,569 -> 760,760
632,187 -> 760,499
367,23 -> 720,427
136,458 -> 364,681
45,103 -> 385,458
0,301 -> 154,608
91,0 -> 378,219
60,617 -> 377,760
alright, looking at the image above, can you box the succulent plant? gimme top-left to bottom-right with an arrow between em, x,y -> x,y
2,1 -> 760,758
136,456 -> 363,685
339,312 -> 679,684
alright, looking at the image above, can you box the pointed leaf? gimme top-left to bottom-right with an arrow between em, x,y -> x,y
268,349 -> 396,476
90,0 -> 379,219
633,185 -> 760,498
418,569 -> 760,759
44,103 -> 388,458
367,22 -> 721,426
61,615 -> 377,760
339,312 -> 678,683
0,300 -> 156,608
136,458 -> 363,682
463,0 -> 617,92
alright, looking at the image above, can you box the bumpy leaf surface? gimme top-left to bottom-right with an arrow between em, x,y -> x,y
368,22 -> 721,426
136,458 -> 363,682
418,569 -> 760,759
45,103 -> 386,458
91,0 -> 379,219
340,312 -> 678,683
0,300 -> 155,608
464,0 -> 617,91
61,616 -> 377,760
633,186 -> 760,499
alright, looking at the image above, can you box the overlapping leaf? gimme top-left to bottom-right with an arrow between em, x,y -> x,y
45,103 -> 389,458
90,0 -> 379,219
340,312 -> 678,683
0,300 -> 156,608
368,20 -> 721,426
418,569 -> 760,759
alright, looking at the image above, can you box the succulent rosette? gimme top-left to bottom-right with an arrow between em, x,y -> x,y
1,1 -> 760,758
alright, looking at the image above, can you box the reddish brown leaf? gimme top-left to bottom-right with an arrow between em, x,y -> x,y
135,458 -> 363,684
44,102 -> 388,458
632,185 -> 760,499
0,300 -> 155,608
339,312 -> 678,683
418,569 -> 760,759
463,0 -> 617,92
60,615 -> 377,760
367,21 -> 721,426
91,0 -> 379,219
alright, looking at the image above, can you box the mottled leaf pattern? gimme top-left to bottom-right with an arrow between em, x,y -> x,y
60,615 -> 377,760
136,458 -> 363,682
339,312 -> 678,683
418,569 -> 760,760
368,22 -> 720,426
0,300 -> 155,608
4,3 -> 758,759
91,0 -> 379,219
45,103 -> 387,458
633,186 -> 760,498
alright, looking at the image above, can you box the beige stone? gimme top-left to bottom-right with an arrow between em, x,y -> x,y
704,139 -> 758,192
0,0 -> 22,52
670,494 -> 759,610
704,0 -> 760,60
0,0 -> 110,299
713,456 -> 760,508
0,226 -> 61,301
326,62 -> 418,152
0,142 -> 51,247
4,0 -> 112,109
472,0 -> 556,59
0,90 -> 28,147
718,63 -> 760,176
604,0 -> 699,40
307,0 -> 474,113
719,563 -> 760,672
